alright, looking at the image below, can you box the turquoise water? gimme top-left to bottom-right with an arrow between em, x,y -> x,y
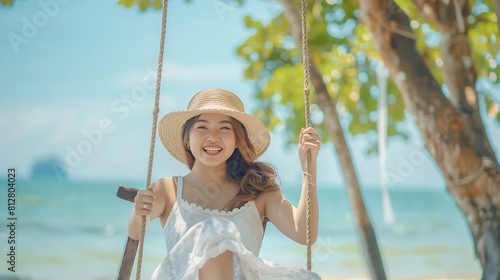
0,179 -> 482,279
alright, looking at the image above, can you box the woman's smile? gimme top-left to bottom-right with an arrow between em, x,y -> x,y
203,145 -> 223,154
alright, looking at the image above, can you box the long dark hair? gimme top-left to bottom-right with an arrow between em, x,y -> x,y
182,114 -> 280,210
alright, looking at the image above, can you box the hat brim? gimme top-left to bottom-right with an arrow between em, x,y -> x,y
158,108 -> 270,165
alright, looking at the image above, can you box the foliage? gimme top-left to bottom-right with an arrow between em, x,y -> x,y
397,0 -> 500,123
4,0 -> 497,147
117,0 -> 163,11
236,0 -> 499,150
117,0 -> 499,149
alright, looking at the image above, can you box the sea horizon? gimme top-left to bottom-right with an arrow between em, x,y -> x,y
0,178 -> 482,279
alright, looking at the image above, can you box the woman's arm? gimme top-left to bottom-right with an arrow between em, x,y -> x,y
264,127 -> 321,245
127,179 -> 169,240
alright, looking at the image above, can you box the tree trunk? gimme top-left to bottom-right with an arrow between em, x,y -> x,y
410,1 -> 500,276
494,0 -> 500,35
279,0 -> 387,279
358,0 -> 500,279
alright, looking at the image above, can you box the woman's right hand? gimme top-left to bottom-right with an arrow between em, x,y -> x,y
133,186 -> 156,217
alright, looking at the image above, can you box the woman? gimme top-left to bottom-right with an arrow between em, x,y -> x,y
128,88 -> 321,279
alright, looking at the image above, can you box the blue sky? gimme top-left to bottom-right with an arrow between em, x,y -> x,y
1,0 -> 499,189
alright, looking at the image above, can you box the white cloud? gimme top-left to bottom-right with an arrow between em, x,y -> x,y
0,105 -> 95,148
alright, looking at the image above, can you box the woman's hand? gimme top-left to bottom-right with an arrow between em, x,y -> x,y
128,179 -> 168,240
133,186 -> 156,217
298,127 -> 321,171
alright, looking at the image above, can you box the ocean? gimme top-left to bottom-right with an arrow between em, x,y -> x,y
0,178 -> 482,279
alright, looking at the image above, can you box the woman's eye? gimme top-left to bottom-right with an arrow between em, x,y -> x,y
197,126 -> 207,129
221,126 -> 231,130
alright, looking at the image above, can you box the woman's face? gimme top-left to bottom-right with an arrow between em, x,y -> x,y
187,113 -> 237,168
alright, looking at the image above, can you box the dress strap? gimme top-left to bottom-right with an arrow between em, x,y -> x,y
176,176 -> 184,202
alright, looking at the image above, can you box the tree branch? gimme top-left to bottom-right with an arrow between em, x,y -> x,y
412,0 -> 497,161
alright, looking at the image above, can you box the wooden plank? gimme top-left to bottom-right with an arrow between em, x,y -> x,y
117,185 -> 139,203
117,237 -> 139,280
116,186 -> 139,280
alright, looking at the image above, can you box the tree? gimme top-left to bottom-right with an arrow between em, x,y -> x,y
358,1 -> 500,279
236,1 -> 500,278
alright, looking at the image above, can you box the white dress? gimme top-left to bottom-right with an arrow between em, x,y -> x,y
151,176 -> 321,280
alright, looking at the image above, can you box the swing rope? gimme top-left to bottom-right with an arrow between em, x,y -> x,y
134,0 -> 313,277
136,0 -> 169,279
300,0 -> 313,271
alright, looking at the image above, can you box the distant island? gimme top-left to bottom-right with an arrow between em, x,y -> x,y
31,156 -> 67,181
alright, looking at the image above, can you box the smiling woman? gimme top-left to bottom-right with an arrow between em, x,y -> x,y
3,0 -> 494,278
126,88 -> 321,280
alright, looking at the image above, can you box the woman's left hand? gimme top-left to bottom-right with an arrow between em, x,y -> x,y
298,127 -> 321,171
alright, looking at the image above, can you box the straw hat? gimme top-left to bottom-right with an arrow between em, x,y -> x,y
158,88 -> 271,165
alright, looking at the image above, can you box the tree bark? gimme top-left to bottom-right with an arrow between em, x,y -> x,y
279,0 -> 387,279
494,0 -> 500,35
358,0 -> 500,279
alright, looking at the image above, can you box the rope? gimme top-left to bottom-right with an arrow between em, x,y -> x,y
136,0 -> 169,279
300,0 -> 312,271
446,157 -> 495,186
440,0 -> 468,48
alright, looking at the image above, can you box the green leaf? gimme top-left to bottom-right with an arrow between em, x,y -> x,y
0,0 -> 13,5
117,0 -> 137,8
139,0 -> 149,11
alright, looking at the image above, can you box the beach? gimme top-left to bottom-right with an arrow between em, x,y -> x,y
321,273 -> 480,280
0,178 -> 482,279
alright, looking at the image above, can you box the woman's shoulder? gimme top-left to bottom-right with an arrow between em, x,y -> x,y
153,176 -> 180,188
154,176 -> 176,184
149,176 -> 182,196
150,177 -> 182,222
255,187 -> 283,209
